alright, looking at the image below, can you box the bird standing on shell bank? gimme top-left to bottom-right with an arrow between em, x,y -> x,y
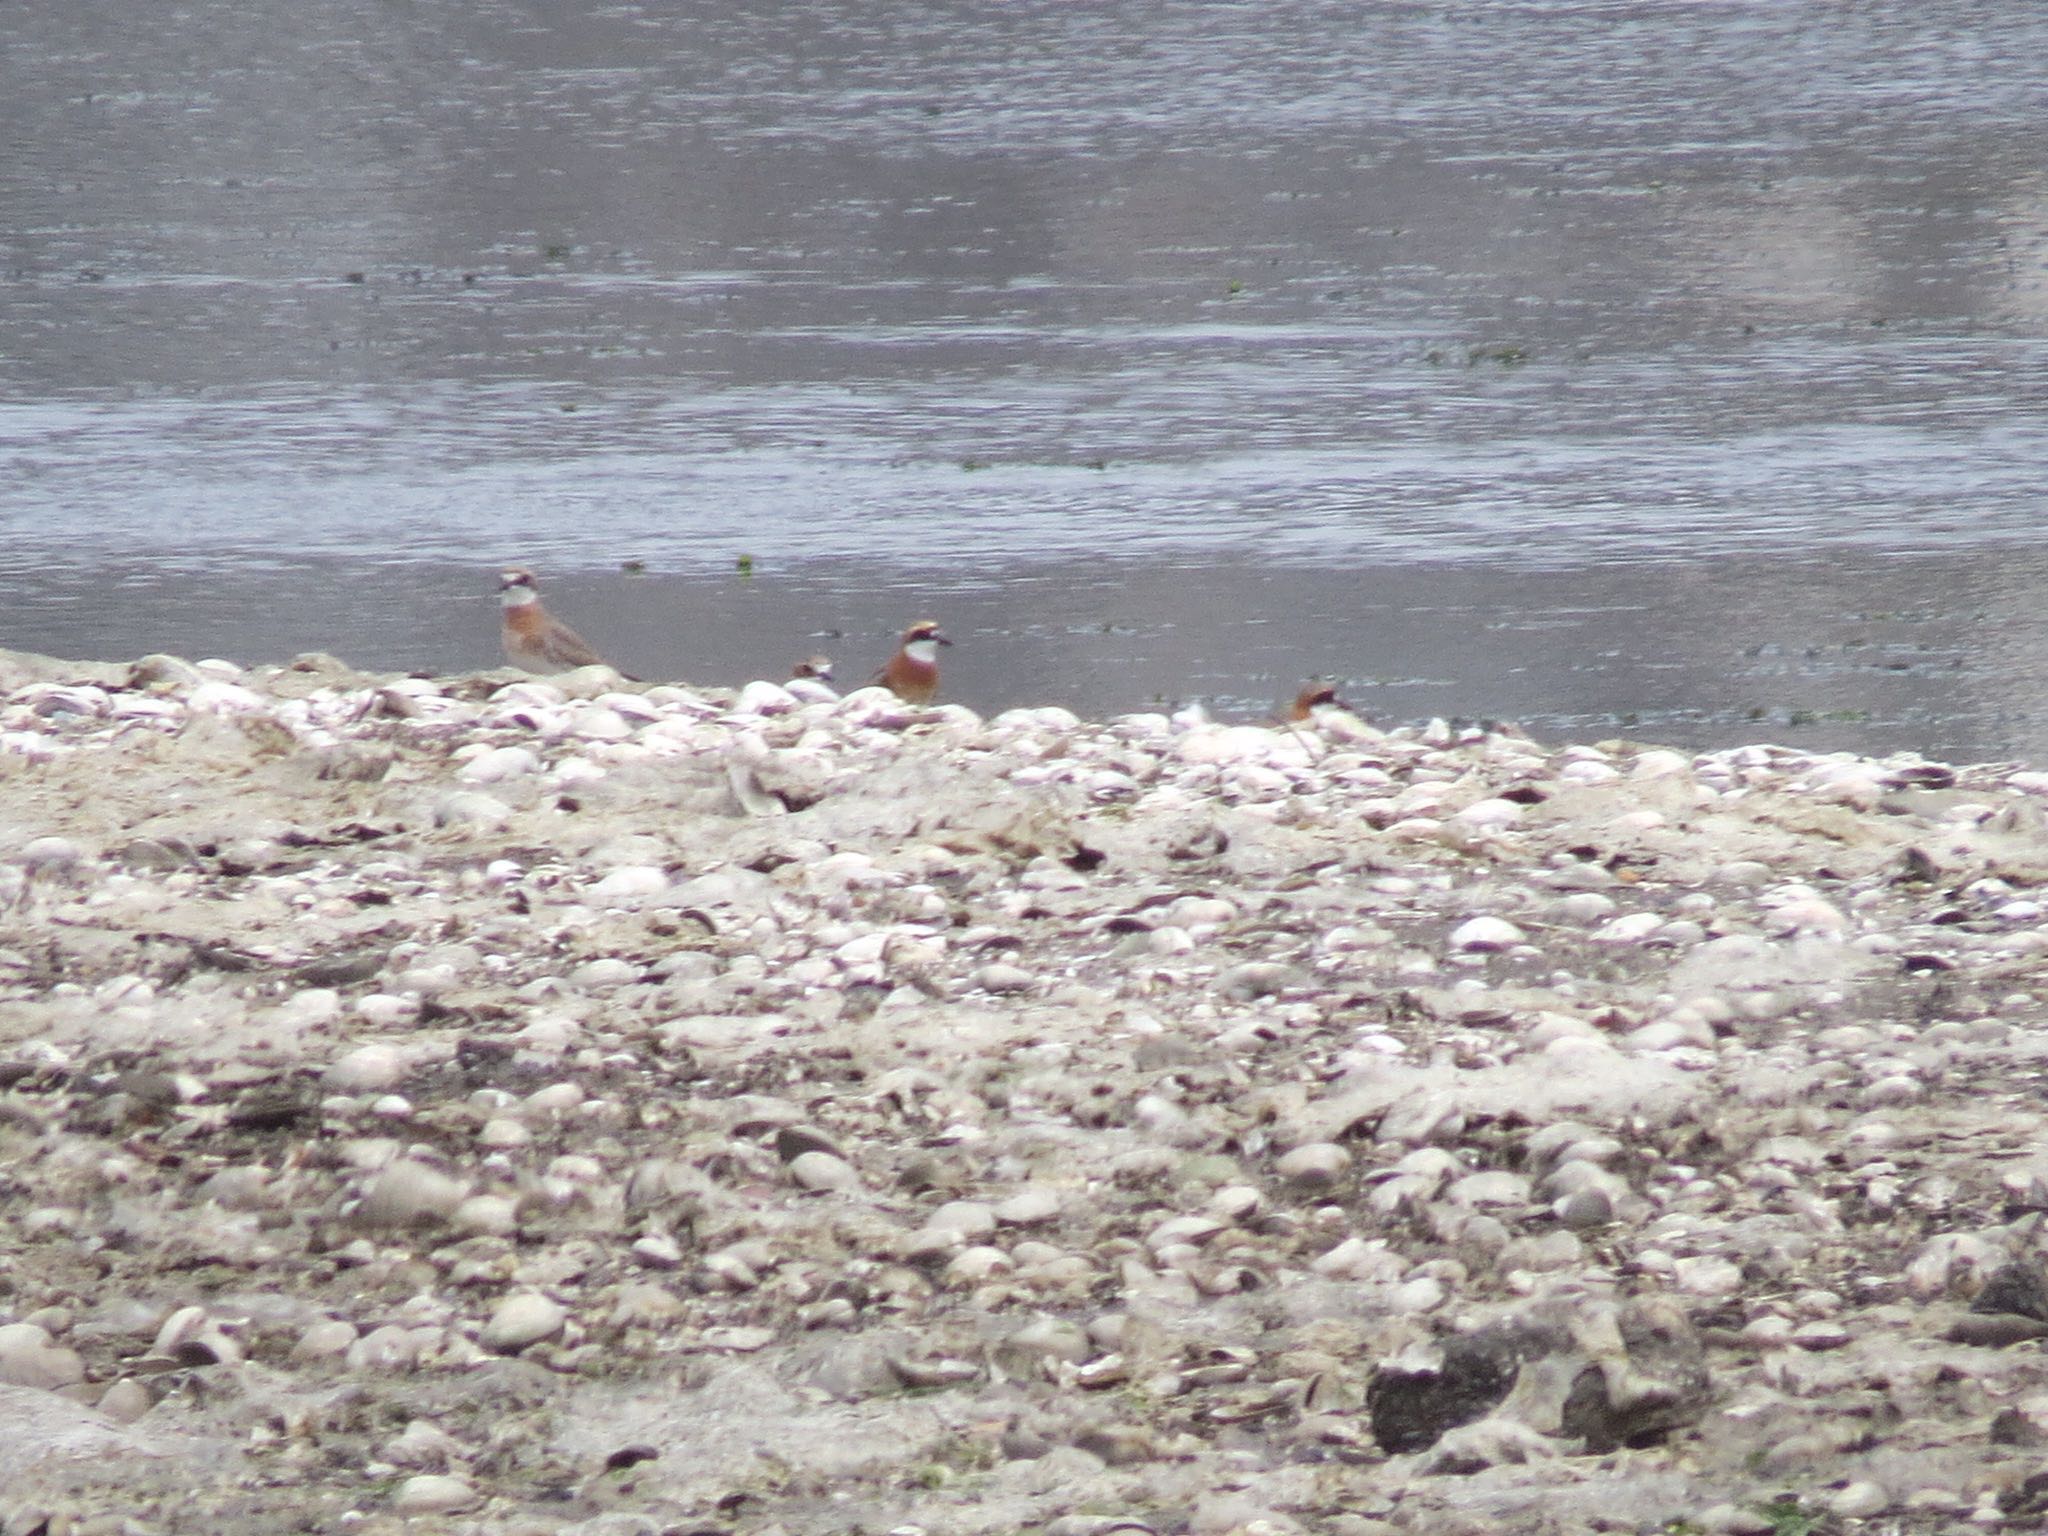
498,567 -> 620,676
1284,678 -> 1381,745
1288,681 -> 1348,723
784,654 -> 838,705
877,620 -> 951,705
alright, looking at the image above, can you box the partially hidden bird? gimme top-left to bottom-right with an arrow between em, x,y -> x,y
877,620 -> 951,704
1287,681 -> 1347,722
1285,679 -> 1378,743
787,653 -> 837,704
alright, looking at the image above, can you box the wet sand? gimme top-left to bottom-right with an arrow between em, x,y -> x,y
6,2 -> 2048,758
8,547 -> 2048,764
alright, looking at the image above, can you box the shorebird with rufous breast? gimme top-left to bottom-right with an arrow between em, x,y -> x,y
499,567 -> 626,676
787,653 -> 837,704
876,620 -> 951,705
1287,681 -> 1348,723
1285,678 -> 1379,743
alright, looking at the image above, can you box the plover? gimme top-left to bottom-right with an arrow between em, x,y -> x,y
787,653 -> 838,704
499,567 -> 619,675
1288,681 -> 1347,722
877,620 -> 951,705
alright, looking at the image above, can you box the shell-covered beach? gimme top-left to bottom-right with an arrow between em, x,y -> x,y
5,645 -> 2048,1535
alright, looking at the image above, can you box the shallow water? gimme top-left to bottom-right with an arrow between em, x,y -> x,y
5,1 -> 2048,759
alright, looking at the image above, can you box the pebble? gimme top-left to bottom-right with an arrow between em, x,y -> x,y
976,962 -> 1036,994
0,1322 -> 85,1390
632,1234 -> 684,1269
789,1150 -> 861,1191
0,643 -> 2036,1528
479,1115 -> 532,1148
324,1044 -> 411,1094
461,745 -> 542,783
922,1201 -> 999,1239
295,1320 -> 360,1360
1275,1143 -> 1351,1187
1828,1482 -> 1889,1519
588,865 -> 671,900
1450,916 -> 1525,951
994,1187 -> 1064,1226
96,1379 -> 152,1422
391,1475 -> 480,1515
434,790 -> 513,828
1790,1320 -> 1853,1352
16,836 -> 84,872
355,1160 -> 468,1226
481,1293 -> 567,1354
453,1194 -> 521,1236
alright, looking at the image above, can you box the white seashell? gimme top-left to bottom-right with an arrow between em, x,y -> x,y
1450,916 -> 1524,951
16,835 -> 85,872
460,746 -> 541,783
107,695 -> 183,722
325,1044 -> 411,1093
1552,892 -> 1617,922
356,994 -> 420,1026
1672,1255 -> 1743,1296
1085,769 -> 1140,799
1630,749 -> 1691,779
281,989 -> 341,1025
1169,896 -> 1235,929
567,703 -> 633,741
1592,912 -> 1665,944
991,706 -> 1075,733
186,680 -> 268,715
834,686 -> 918,727
834,932 -> 892,967
726,761 -> 786,817
588,866 -> 671,900
1393,782 -> 1451,814
1312,708 -> 1380,745
1770,898 -> 1847,936
23,685 -> 110,719
1543,862 -> 1617,892
433,791 -> 512,829
1452,798 -> 1523,829
597,690 -> 663,722
481,1293 -> 565,1353
1386,816 -> 1444,839
1227,763 -> 1292,799
1175,725 -> 1278,766
735,680 -> 801,716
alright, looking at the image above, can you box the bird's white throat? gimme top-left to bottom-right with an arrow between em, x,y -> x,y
502,586 -> 538,608
903,639 -> 939,665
